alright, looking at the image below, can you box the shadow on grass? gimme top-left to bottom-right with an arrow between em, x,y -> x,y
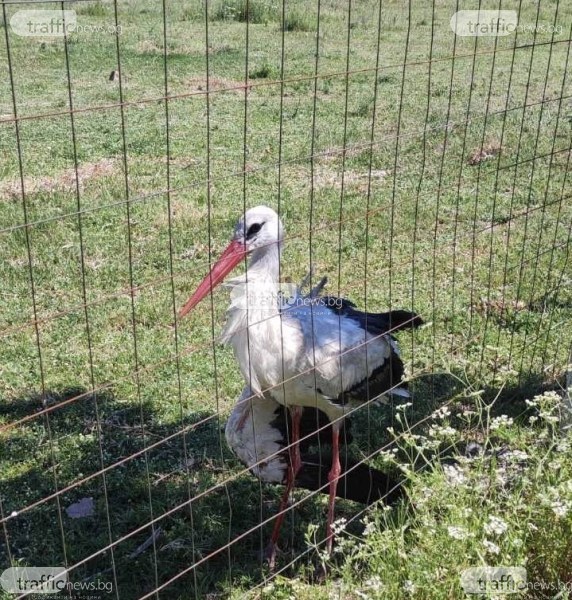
0,370 -> 559,597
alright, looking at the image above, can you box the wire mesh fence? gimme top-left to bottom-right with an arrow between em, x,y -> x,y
1,0 -> 571,598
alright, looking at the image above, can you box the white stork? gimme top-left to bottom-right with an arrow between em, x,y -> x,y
179,206 -> 422,563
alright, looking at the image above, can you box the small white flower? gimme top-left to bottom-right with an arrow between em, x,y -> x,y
403,580 -> 415,593
432,406 -> 451,420
528,415 -> 538,424
396,402 -> 413,412
504,450 -> 529,462
447,525 -> 468,540
363,521 -> 376,536
429,424 -> 458,437
490,415 -> 514,430
364,576 -> 383,589
484,515 -> 508,536
551,500 -> 570,518
444,464 -> 466,486
483,539 -> 500,555
331,517 -> 347,534
540,413 -> 560,424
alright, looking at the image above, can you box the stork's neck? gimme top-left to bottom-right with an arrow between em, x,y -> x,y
246,242 -> 281,282
220,243 -> 286,393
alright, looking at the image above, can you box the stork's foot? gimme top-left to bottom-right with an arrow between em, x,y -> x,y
262,541 -> 281,570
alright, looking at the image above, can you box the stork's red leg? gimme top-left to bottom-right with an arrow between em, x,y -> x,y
326,422 -> 342,554
264,406 -> 303,568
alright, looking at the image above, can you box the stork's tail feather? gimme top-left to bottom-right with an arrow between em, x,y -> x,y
379,309 -> 424,332
295,453 -> 403,505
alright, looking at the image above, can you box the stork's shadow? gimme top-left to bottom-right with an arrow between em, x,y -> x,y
0,370 -> 556,598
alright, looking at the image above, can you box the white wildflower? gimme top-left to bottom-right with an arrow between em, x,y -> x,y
528,415 -> 538,424
443,464 -> 466,487
484,515 -> 508,536
551,500 -> 570,518
331,517 -> 347,535
483,539 -> 500,555
363,521 -> 376,536
319,549 -> 330,562
447,525 -> 468,540
429,424 -> 458,437
504,450 -> 529,462
403,580 -> 415,593
396,402 -> 413,412
490,415 -> 514,430
540,413 -> 559,424
364,576 -> 383,590
432,405 -> 451,420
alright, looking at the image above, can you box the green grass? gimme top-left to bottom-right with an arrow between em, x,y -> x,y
211,0 -> 278,24
281,9 -> 314,32
1,0 -> 571,598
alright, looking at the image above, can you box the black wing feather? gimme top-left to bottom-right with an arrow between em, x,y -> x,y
319,297 -> 424,337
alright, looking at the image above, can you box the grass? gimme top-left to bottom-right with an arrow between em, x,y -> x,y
281,9 -> 314,32
0,0 -> 571,598
211,0 -> 278,24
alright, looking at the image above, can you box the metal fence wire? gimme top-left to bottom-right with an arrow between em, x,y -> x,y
0,0 -> 571,598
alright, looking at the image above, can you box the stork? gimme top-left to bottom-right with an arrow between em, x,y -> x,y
179,206 -> 422,563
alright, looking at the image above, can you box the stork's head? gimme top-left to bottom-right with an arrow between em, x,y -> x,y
233,205 -> 284,254
178,205 -> 283,318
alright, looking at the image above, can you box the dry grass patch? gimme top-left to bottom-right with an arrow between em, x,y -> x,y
0,158 -> 117,199
468,141 -> 502,166
314,165 -> 389,192
186,76 -> 251,95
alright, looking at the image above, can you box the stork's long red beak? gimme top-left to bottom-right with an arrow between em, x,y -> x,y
178,239 -> 247,319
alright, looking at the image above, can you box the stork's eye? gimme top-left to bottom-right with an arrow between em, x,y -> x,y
246,222 -> 263,239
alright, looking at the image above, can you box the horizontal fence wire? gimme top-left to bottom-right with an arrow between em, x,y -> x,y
1,37 -> 571,126
1,0 -> 571,598
1,160 -> 570,341
1,93 -> 570,238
